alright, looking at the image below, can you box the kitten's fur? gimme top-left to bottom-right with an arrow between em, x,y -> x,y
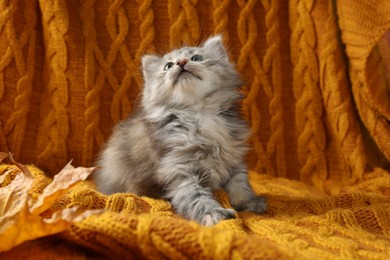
95,35 -> 266,226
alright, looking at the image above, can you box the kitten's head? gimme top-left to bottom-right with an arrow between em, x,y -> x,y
141,35 -> 242,110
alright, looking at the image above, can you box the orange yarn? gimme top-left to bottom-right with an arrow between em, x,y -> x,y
0,0 -> 37,158
36,0 -> 70,173
290,0 -> 327,188
237,0 -> 274,176
0,0 -> 388,187
2,165 -> 390,258
261,0 -> 286,178
3,0 -> 386,184
135,0 -> 155,80
1,0 -> 390,258
168,0 -> 200,47
337,0 -> 390,161
106,1 -> 133,122
318,0 -> 366,189
212,0 -> 230,40
81,0 -> 105,166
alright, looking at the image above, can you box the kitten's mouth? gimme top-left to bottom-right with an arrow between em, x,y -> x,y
175,68 -> 202,83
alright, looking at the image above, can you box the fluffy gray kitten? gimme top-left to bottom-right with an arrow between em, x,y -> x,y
95,35 -> 266,226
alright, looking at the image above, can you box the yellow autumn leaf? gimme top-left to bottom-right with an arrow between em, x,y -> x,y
0,152 -> 32,185
8,153 -> 33,179
0,156 -> 34,221
0,153 -> 102,252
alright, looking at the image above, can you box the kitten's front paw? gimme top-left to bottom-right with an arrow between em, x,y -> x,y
200,208 -> 236,226
236,196 -> 267,214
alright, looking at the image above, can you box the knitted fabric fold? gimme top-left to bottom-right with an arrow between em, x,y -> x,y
1,0 -> 390,258
2,165 -> 390,258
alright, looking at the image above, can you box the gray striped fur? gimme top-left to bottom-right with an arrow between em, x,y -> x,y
94,35 -> 266,225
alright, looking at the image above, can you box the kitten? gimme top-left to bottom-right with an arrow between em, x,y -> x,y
94,35 -> 266,226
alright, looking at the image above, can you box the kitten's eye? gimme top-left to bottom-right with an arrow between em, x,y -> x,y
190,55 -> 203,62
164,62 -> 174,70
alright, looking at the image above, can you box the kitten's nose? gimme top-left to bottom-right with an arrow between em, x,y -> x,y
176,58 -> 188,68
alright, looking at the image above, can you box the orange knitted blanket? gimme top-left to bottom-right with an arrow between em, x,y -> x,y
1,0 -> 390,259
1,159 -> 390,259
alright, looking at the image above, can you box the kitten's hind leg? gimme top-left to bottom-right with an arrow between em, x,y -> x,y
225,170 -> 267,214
164,174 -> 236,226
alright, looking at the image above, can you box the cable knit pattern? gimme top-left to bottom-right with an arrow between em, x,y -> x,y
0,0 -> 37,158
36,0 -> 70,173
237,0 -> 274,176
168,0 -> 199,47
290,0 -> 327,189
2,165 -> 390,259
212,0 -> 231,39
1,0 -> 390,258
337,0 -> 390,161
80,0 -> 105,166
261,0 -> 286,178
318,0 -> 367,191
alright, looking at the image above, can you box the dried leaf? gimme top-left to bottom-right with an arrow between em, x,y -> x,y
0,155 -> 101,252
30,162 -> 95,214
8,153 -> 33,178
0,153 -> 33,183
0,170 -> 33,222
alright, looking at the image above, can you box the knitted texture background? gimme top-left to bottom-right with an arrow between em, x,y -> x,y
0,0 -> 390,258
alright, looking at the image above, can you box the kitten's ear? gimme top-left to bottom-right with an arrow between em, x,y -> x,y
202,35 -> 228,59
142,55 -> 161,81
